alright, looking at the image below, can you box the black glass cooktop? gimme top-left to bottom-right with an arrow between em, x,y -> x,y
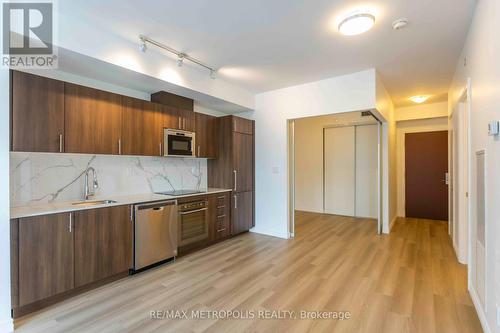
155,190 -> 205,196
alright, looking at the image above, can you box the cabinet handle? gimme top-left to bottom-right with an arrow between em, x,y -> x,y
178,117 -> 181,129
234,195 -> 237,209
69,213 -> 72,233
183,117 -> 186,130
217,196 -> 225,199
217,228 -> 227,233
217,205 -> 225,209
217,214 -> 226,219
118,139 -> 122,155
159,142 -> 162,156
197,146 -> 201,157
59,134 -> 63,153
233,170 -> 237,191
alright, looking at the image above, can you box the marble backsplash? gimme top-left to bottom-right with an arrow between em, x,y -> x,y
10,152 -> 207,207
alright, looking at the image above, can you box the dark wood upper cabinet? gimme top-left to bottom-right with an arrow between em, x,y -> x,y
233,116 -> 253,135
18,213 -> 74,306
195,112 -> 217,158
74,205 -> 132,288
151,91 -> 194,131
232,191 -> 254,235
11,70 -> 65,152
209,116 -> 254,191
122,97 -> 163,156
64,83 -> 123,155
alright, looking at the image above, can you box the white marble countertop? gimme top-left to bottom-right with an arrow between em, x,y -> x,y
10,188 -> 232,219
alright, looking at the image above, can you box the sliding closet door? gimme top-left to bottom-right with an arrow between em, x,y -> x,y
324,126 -> 355,216
355,125 -> 378,218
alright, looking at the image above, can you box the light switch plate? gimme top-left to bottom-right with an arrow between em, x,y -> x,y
488,121 -> 499,136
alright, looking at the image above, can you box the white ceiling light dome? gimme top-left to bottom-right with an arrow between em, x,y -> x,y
338,10 -> 376,36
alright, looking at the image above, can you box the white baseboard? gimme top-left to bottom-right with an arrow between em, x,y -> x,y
469,284 -> 491,333
0,318 -> 14,333
249,227 -> 289,239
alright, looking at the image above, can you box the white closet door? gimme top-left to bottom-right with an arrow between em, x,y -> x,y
355,125 -> 378,218
324,126 -> 355,216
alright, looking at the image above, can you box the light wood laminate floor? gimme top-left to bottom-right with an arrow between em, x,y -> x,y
15,212 -> 482,333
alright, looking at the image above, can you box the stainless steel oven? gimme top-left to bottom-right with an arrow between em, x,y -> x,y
164,129 -> 195,157
178,199 -> 208,246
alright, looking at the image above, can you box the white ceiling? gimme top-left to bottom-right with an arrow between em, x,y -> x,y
59,0 -> 476,107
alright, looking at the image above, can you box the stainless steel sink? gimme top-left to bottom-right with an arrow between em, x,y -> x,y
71,199 -> 117,206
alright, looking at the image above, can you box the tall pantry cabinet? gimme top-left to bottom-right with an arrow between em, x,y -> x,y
208,116 -> 255,234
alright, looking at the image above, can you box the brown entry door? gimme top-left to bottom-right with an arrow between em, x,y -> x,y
405,131 -> 448,220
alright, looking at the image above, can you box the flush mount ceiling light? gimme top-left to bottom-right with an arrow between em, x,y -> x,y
139,35 -> 217,79
409,95 -> 430,103
338,11 -> 376,36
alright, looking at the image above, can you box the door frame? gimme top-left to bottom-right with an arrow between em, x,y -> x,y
287,114 -> 382,236
449,82 -> 471,265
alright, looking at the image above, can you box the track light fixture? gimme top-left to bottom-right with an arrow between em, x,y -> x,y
139,39 -> 147,53
138,35 -> 217,79
177,53 -> 185,67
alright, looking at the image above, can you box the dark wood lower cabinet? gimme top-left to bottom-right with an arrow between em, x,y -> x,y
12,205 -> 133,317
17,213 -> 74,307
232,191 -> 254,235
74,205 -> 133,287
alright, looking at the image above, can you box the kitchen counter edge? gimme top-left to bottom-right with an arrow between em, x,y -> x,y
10,188 -> 233,219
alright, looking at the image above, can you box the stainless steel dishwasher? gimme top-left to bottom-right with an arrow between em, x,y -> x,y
133,200 -> 178,271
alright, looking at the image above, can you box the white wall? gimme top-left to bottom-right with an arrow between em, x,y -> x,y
394,102 -> 448,121
0,70 -> 13,332
448,0 -> 500,331
396,117 -> 449,217
248,69 -> 377,238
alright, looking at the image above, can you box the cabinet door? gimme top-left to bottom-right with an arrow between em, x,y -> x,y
232,116 -> 253,135
11,71 -> 65,152
178,108 -> 195,132
122,97 -> 163,156
65,83 -> 122,154
232,191 -> 253,235
74,205 -> 132,287
18,213 -> 74,306
158,104 -> 180,130
195,113 -> 217,158
233,132 -> 254,192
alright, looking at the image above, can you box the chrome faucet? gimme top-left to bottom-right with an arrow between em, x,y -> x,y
84,167 -> 99,200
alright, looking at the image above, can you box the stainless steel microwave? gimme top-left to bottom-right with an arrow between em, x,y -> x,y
164,129 -> 195,157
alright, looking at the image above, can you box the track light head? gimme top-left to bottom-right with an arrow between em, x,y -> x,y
210,70 -> 216,79
139,40 -> 147,53
177,53 -> 185,67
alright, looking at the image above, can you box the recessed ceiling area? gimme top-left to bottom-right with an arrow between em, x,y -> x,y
58,0 -> 476,107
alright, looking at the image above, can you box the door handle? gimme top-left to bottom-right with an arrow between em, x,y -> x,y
118,139 -> 122,155
159,142 -> 162,156
59,134 -> 63,153
69,213 -> 72,233
233,170 -> 237,191
234,195 -> 237,209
